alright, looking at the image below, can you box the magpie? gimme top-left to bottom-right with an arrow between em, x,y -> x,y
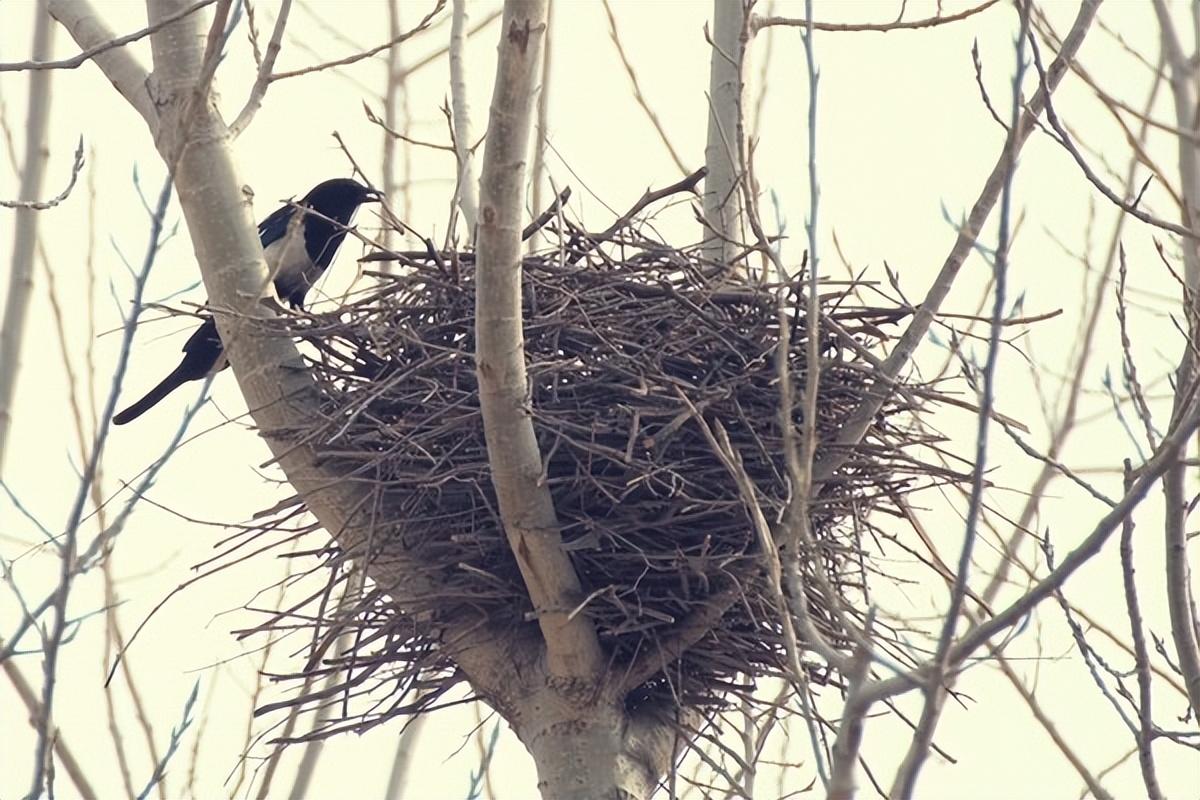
113,178 -> 381,425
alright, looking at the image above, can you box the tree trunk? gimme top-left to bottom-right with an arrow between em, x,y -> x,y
512,683 -> 680,800
700,0 -> 744,267
47,3 -> 688,796
0,2 -> 55,474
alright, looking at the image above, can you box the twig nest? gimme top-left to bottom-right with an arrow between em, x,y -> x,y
293,237 -> 930,712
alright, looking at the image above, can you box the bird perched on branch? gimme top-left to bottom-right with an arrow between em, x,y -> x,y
113,178 -> 381,425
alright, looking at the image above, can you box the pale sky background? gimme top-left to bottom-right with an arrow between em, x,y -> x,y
2,0 -> 1198,798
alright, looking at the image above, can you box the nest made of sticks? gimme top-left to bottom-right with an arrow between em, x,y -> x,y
253,201 -> 959,729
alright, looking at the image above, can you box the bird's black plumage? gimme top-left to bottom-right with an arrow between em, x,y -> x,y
113,178 -> 380,425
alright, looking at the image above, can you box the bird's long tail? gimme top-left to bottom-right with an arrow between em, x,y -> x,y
112,366 -> 190,425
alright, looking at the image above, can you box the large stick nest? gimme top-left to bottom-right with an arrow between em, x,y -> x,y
249,201 -> 958,733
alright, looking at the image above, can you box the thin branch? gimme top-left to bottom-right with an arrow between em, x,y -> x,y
229,0 -> 293,136
1119,461 -> 1164,800
751,0 -> 998,34
392,8 -> 502,82
449,0 -> 480,235
0,138 -> 85,210
268,0 -> 445,82
892,6 -> 1032,793
1,655 -> 99,800
600,0 -> 689,176
1,0 -> 215,72
1152,0 -> 1200,719
812,0 -> 1103,487
980,28 -> 1164,607
0,3 -> 56,474
991,645 -> 1116,800
1026,34 -> 1200,240
856,380 -> 1200,710
44,0 -> 159,124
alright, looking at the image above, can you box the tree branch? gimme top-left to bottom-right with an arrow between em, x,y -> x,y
44,0 -> 158,125
474,0 -> 602,680
449,0 -> 479,235
228,0 -> 292,136
811,0 -> 1103,487
0,2 -> 56,474
1,0 -> 215,74
700,0 -> 745,265
751,0 -> 999,35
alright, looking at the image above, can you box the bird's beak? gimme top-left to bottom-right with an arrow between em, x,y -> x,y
363,187 -> 384,203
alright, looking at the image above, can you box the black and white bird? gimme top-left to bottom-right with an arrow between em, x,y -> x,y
113,178 -> 381,425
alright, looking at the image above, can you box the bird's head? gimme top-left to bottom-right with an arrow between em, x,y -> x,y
301,178 -> 383,224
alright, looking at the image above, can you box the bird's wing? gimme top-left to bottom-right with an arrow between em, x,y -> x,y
181,316 -> 222,354
257,202 -> 295,248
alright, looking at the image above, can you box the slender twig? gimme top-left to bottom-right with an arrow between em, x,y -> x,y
1119,461 -> 1164,800
812,0 -> 1103,487
268,0 -> 445,82
229,0 -> 293,135
600,0 -> 688,176
0,139 -> 85,210
1026,34 -> 1200,241
26,175 -> 174,800
990,645 -> 1116,800
980,27 -> 1162,606
751,0 -> 998,34
135,680 -> 199,800
892,7 -> 1032,793
1,0 -> 216,72
1,655 -> 99,800
1151,0 -> 1200,718
392,8 -> 502,83
854,380 -> 1200,715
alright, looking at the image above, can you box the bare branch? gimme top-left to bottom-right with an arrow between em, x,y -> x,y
393,8 -> 502,82
701,0 -> 746,265
600,0 -> 689,176
751,0 -> 998,34
2,655 -> 99,800
449,0 -> 480,236
44,0 -> 159,124
991,645 -> 1116,800
812,0 -> 1103,487
0,4 -> 56,474
0,138 -> 85,210
1151,0 -> 1200,719
1119,461 -> 1164,800
268,0 -> 445,82
474,0 -> 602,679
2,0 -> 215,73
229,0 -> 293,136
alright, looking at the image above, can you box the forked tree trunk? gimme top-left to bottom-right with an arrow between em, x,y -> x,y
46,0 -> 688,795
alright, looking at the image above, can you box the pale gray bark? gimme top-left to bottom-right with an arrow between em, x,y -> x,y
473,0 -> 603,681
700,0 -> 744,266
450,0 -> 480,235
48,1 -> 683,796
0,2 -> 55,474
1150,0 -> 1200,717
